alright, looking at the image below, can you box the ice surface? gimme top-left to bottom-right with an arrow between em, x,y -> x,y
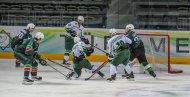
0,59 -> 190,97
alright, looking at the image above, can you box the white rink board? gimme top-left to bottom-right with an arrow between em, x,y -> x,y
0,59 -> 190,97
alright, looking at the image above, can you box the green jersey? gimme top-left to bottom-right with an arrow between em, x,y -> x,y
127,31 -> 142,49
15,38 -> 41,60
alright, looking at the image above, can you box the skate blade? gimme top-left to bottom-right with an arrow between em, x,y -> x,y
63,64 -> 71,67
106,78 -> 115,82
22,82 -> 33,85
153,76 -> 158,80
32,79 -> 42,81
127,78 -> 135,81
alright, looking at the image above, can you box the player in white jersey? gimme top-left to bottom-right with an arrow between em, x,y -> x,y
63,16 -> 89,65
67,37 -> 104,80
65,16 -> 84,37
107,28 -> 133,81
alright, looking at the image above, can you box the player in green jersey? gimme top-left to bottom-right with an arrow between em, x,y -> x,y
14,32 -> 47,85
11,23 -> 35,68
124,24 -> 156,78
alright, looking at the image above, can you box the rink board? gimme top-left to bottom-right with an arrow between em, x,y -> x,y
1,52 -> 190,64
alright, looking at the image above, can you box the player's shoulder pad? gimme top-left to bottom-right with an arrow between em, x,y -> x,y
66,21 -> 78,27
70,21 -> 78,25
18,30 -> 27,39
131,31 -> 137,37
20,29 -> 27,34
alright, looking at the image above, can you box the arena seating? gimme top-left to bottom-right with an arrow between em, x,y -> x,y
0,0 -> 110,27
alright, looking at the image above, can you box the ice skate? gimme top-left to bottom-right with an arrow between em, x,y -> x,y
107,74 -> 116,81
122,72 -> 135,81
31,76 -> 42,81
22,77 -> 34,85
63,60 -> 71,66
150,71 -> 157,78
66,72 -> 75,80
147,67 -> 157,78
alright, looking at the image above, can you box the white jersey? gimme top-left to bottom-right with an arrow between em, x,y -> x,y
107,35 -> 132,56
65,21 -> 84,37
72,42 -> 86,58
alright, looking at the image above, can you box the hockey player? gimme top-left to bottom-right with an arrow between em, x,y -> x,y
11,23 -> 36,68
63,16 -> 89,65
67,37 -> 104,80
124,24 -> 156,78
107,28 -> 133,81
14,32 -> 47,85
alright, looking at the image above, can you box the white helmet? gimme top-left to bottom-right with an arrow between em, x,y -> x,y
74,37 -> 81,43
109,28 -> 117,35
35,32 -> 44,40
26,23 -> 35,30
78,16 -> 84,22
125,24 -> 134,30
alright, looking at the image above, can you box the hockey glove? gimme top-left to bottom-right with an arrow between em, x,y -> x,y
84,38 -> 89,44
70,31 -> 77,37
88,47 -> 94,53
108,55 -> 114,62
39,59 -> 47,66
71,32 -> 77,37
81,37 -> 89,44
86,47 -> 94,56
106,53 -> 110,56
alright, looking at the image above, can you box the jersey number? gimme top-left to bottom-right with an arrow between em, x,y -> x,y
134,37 -> 139,43
116,40 -> 124,47
18,33 -> 24,39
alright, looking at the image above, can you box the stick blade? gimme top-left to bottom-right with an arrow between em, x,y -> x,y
84,78 -> 89,81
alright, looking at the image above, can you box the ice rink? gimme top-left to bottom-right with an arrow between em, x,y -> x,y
0,59 -> 190,97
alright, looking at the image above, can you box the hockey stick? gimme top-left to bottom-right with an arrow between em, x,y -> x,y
92,45 -> 108,55
84,61 -> 108,81
46,58 -> 73,71
47,63 -> 68,78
